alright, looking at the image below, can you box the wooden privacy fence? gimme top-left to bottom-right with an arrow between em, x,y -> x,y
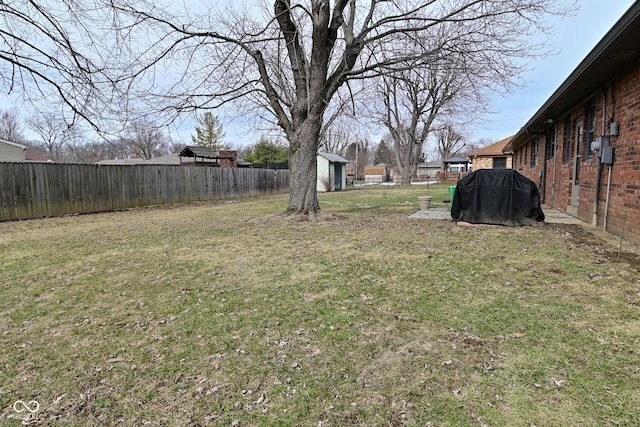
0,162 -> 290,221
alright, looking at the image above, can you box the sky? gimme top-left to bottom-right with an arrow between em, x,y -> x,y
472,0 -> 637,143
1,0 -> 637,148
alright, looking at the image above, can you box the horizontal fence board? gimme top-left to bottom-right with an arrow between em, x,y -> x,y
0,163 -> 290,221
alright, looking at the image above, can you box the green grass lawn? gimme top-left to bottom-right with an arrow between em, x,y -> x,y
1,184 -> 639,426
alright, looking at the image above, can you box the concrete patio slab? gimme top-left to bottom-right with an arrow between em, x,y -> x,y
408,207 -> 587,225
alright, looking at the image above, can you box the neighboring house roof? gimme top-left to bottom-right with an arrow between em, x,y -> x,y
143,153 -> 181,165
143,153 -> 253,166
364,165 -> 386,175
24,148 -> 51,162
418,161 -> 443,168
95,158 -> 147,165
469,136 -> 514,157
180,145 -> 232,159
506,2 -> 640,151
96,156 -> 182,165
318,152 -> 349,164
444,156 -> 469,163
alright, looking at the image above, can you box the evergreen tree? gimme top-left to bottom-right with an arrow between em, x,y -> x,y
244,136 -> 288,166
373,139 -> 394,167
191,112 -> 226,150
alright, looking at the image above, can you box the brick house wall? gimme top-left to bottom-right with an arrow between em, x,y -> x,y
513,66 -> 640,244
218,150 -> 238,168
469,136 -> 514,171
604,67 -> 640,243
472,156 -> 513,170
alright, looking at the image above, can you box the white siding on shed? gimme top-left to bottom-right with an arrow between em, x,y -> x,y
317,152 -> 348,192
0,139 -> 26,162
317,155 -> 331,192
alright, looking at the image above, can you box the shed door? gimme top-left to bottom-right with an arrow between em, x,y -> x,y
571,118 -> 583,208
334,164 -> 343,191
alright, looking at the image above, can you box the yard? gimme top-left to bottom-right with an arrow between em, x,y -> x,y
1,184 -> 639,426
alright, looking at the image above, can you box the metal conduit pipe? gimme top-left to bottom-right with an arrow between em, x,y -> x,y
593,91 -> 606,227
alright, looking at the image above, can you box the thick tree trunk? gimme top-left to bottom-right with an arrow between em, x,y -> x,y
399,163 -> 412,185
395,139 -> 420,185
287,118 -> 322,215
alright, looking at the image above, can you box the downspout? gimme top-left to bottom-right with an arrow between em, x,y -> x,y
604,164 -> 612,231
526,127 -> 548,204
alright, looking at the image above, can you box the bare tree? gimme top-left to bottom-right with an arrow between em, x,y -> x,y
27,112 -> 84,162
436,125 -> 465,165
379,63 -> 460,184
343,139 -> 371,180
119,120 -> 171,160
376,11 -> 541,185
0,1 -> 121,131
319,114 -> 363,155
459,138 -> 491,159
95,0 -> 572,215
319,81 -> 371,155
0,109 -> 28,143
65,140 -> 109,163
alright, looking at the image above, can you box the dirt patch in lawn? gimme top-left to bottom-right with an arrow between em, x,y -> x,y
551,223 -> 640,271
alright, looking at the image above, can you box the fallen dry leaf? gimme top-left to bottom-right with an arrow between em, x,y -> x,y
511,331 -> 526,338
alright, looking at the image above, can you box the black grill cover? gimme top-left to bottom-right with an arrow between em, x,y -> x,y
451,169 -> 545,226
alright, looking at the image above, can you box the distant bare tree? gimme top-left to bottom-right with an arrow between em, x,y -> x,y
27,112 -> 84,162
343,140 -> 371,180
379,63 -> 458,184
319,114 -> 365,155
171,142 -> 188,154
319,82 -> 371,155
0,109 -> 27,143
66,140 -> 111,164
377,12 -> 534,185
436,125 -> 465,165
460,138 -> 492,159
119,120 -> 171,160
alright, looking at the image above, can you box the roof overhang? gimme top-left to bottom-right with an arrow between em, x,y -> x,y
0,138 -> 26,150
506,2 -> 640,152
180,146 -> 221,159
318,152 -> 349,164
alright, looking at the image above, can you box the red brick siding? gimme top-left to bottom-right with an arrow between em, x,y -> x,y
513,66 -> 640,244
218,150 -> 238,168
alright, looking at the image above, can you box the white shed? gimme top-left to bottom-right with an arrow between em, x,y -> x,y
0,139 -> 26,162
317,152 -> 350,192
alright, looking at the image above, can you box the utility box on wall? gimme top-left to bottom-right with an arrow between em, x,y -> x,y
610,122 -> 620,137
601,146 -> 615,165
